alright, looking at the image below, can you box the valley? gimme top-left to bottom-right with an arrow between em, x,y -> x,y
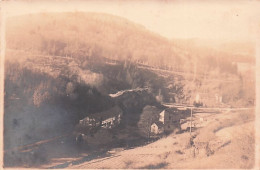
3,12 -> 256,169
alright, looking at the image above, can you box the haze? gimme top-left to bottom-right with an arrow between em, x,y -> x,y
3,0 -> 260,43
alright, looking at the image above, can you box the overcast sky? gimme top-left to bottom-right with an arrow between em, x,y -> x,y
2,0 -> 260,42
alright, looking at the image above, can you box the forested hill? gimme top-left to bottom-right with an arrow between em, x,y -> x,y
4,12 -> 255,153
6,12 -> 240,75
6,12 -> 183,68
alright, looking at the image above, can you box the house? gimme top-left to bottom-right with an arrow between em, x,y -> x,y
151,121 -> 164,134
158,107 -> 189,132
79,106 -> 123,129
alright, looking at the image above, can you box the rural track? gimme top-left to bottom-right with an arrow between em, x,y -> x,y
4,133 -> 73,154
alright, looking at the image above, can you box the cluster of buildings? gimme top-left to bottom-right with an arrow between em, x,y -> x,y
150,107 -> 189,135
78,106 -> 123,129
77,105 -> 189,138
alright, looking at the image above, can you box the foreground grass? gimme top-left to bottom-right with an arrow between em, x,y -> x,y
69,109 -> 255,169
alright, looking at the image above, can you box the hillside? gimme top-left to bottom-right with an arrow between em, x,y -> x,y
6,12 -> 254,106
4,12 -> 255,168
172,38 -> 255,63
68,109 -> 255,169
6,12 -> 183,68
6,12 -> 245,75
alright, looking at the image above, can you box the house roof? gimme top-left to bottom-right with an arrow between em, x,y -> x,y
83,106 -> 122,121
165,107 -> 187,115
165,107 -> 178,112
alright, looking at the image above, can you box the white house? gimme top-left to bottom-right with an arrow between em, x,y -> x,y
151,122 -> 164,134
159,110 -> 165,123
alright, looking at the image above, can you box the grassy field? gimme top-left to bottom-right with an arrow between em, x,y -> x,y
67,108 -> 255,169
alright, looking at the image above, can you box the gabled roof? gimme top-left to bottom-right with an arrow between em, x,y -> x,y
83,106 -> 122,121
165,107 -> 178,111
165,107 -> 183,114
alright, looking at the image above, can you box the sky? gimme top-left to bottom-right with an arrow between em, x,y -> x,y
2,0 -> 260,43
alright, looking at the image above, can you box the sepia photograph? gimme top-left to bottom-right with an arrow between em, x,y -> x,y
0,0 -> 259,169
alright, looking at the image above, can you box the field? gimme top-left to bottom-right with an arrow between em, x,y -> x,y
8,108 -> 252,169
65,108 -> 254,169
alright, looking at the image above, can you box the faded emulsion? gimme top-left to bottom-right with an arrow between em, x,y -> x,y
2,0 -> 258,169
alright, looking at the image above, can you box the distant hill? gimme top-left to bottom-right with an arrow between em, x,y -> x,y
172,38 -> 255,64
6,12 -> 183,68
6,12 -> 247,76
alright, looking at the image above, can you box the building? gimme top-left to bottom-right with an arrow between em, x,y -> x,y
79,106 -> 123,129
158,107 -> 189,132
150,121 -> 164,135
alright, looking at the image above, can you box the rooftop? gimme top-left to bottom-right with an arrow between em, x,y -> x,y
83,106 -> 123,121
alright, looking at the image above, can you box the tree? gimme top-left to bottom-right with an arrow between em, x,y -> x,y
66,82 -> 74,95
33,84 -> 50,107
138,105 -> 161,138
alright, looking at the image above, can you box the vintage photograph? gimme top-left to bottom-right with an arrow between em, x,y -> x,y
1,0 -> 259,169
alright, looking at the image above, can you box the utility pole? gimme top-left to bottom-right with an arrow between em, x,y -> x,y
189,106 -> 196,158
190,107 -> 193,136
